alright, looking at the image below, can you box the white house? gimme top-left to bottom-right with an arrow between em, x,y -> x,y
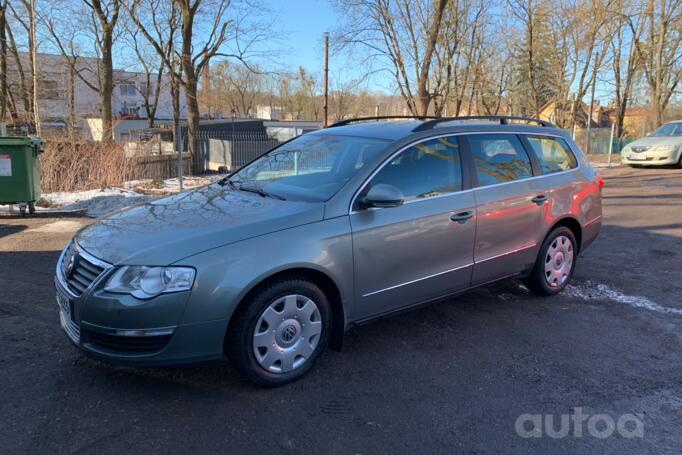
5,52 -> 186,140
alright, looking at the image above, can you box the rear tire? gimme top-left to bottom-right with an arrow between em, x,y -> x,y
522,227 -> 577,296
226,277 -> 331,387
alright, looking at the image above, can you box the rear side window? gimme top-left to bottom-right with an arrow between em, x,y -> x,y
467,134 -> 533,187
370,136 -> 462,201
526,135 -> 577,174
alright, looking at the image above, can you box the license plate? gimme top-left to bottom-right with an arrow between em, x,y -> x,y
629,155 -> 646,161
56,288 -> 73,320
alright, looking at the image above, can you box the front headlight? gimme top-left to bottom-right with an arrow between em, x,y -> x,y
104,266 -> 196,299
654,145 -> 678,153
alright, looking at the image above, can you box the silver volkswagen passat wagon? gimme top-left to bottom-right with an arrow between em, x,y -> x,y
55,116 -> 602,386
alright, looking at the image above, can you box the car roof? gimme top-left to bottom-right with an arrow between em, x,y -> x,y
309,119 -> 568,141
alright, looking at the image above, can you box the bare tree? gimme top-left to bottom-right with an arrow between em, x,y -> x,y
43,0 -> 121,139
334,0 -> 449,115
126,0 -> 182,146
430,0 -> 489,116
123,23 -> 165,128
507,0 -> 555,118
205,60 -> 263,117
609,0 -> 643,138
28,0 -> 39,134
4,0 -> 34,126
127,0 -> 267,171
632,0 -> 682,127
564,0 -> 613,130
0,0 -> 7,123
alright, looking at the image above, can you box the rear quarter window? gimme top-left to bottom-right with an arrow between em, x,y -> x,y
526,136 -> 578,174
467,134 -> 534,187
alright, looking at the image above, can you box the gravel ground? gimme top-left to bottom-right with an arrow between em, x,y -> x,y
1,165 -> 681,454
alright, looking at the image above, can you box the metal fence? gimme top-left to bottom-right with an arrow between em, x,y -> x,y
193,130 -> 285,173
128,153 -> 193,181
573,127 -> 637,155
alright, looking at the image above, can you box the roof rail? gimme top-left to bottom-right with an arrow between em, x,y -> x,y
412,116 -> 555,132
328,115 -> 440,128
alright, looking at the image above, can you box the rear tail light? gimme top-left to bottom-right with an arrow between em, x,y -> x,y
595,172 -> 604,189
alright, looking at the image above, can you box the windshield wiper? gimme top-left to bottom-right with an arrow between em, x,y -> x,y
223,179 -> 238,190
238,183 -> 286,201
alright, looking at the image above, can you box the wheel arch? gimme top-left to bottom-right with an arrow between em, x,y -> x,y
225,266 -> 347,353
548,216 -> 583,253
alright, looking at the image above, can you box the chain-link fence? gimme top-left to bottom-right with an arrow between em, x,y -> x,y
573,127 -> 638,155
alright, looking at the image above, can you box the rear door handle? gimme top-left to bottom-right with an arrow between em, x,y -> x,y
531,194 -> 548,205
450,211 -> 474,224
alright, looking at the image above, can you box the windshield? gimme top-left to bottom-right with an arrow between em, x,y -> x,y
228,134 -> 389,202
649,122 -> 682,137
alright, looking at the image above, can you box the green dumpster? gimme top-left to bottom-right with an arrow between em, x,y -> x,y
0,137 -> 43,216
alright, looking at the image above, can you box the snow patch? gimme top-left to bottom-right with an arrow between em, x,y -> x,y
125,175 -> 225,194
0,188 -> 151,218
565,281 -> 682,316
27,220 -> 83,233
42,188 -> 152,218
1,175 -> 223,218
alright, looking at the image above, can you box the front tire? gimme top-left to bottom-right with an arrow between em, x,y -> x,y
522,227 -> 577,296
226,277 -> 331,387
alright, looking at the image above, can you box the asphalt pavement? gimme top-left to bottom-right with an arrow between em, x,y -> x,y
1,166 -> 681,454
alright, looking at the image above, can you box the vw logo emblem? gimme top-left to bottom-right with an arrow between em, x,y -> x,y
65,255 -> 76,278
281,325 -> 297,343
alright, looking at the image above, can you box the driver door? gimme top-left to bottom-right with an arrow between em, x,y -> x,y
349,136 -> 476,321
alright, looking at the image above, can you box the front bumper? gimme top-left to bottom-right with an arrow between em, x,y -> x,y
54,245 -> 227,367
621,148 -> 681,166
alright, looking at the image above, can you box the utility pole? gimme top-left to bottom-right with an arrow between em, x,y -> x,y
323,32 -> 329,127
586,52 -> 599,155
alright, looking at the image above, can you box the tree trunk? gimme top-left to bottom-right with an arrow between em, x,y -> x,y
170,65 -> 181,153
6,25 -> 31,118
100,29 -> 114,140
0,2 -> 7,122
180,5 -> 200,173
68,63 -> 76,134
184,76 -> 200,173
28,0 -> 39,135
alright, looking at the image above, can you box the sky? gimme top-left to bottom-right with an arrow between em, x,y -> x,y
256,0 -> 392,93
261,0 -> 338,73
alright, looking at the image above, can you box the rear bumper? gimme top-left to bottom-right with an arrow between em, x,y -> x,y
581,216 -> 601,252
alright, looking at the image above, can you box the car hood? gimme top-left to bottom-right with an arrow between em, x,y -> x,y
74,184 -> 325,265
626,136 -> 682,149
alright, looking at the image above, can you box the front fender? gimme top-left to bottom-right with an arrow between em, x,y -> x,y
176,217 -> 354,327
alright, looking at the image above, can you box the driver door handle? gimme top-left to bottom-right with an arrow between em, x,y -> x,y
450,211 -> 474,224
531,194 -> 548,205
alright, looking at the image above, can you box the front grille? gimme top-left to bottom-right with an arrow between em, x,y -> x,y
87,331 -> 172,353
631,146 -> 650,153
60,243 -> 107,296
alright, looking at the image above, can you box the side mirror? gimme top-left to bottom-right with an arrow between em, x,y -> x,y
361,184 -> 404,209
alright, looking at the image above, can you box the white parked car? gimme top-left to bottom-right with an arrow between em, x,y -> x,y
621,120 -> 682,167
